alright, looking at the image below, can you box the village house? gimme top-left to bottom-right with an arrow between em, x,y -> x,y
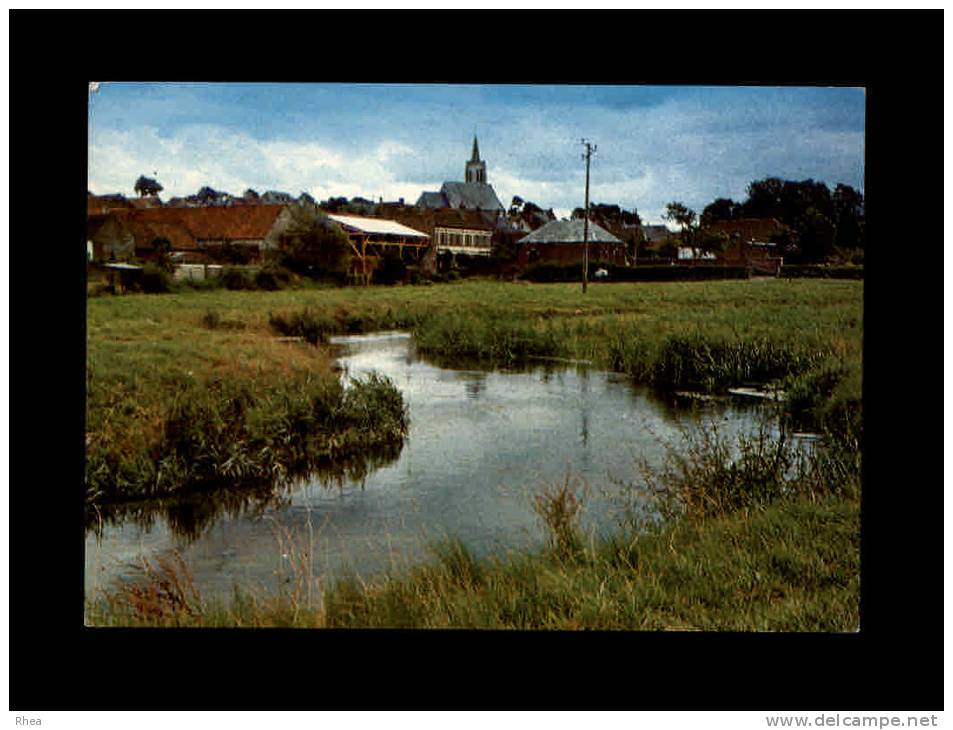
380,206 -> 495,253
516,219 -> 627,268
641,224 -> 675,250
704,217 -> 786,274
86,204 -> 297,264
87,213 -> 136,262
87,193 -> 135,216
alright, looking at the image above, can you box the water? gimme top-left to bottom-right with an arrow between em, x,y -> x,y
85,332 -> 775,604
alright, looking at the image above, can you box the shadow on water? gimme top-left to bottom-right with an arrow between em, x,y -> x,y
86,442 -> 403,544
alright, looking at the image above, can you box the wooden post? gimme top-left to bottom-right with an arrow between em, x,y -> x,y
581,139 -> 596,294
362,237 -> 368,287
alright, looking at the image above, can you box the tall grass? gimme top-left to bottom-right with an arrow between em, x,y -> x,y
630,423 -> 860,525
86,373 -> 408,503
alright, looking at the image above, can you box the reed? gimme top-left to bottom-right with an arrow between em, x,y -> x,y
86,373 -> 408,503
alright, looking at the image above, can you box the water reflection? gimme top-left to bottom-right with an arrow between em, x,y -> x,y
87,441 -> 403,544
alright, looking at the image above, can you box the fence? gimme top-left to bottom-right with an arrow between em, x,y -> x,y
173,264 -> 225,282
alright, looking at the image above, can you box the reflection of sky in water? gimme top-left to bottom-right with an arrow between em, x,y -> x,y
86,331 -> 772,604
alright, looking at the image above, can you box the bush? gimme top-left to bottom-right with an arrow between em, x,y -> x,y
255,265 -> 291,291
180,276 -> 224,291
268,307 -> 337,344
636,424 -> 859,523
222,267 -> 253,290
373,252 -> 407,285
137,264 -> 174,293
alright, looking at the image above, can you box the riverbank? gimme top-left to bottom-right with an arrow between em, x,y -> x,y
86,278 -> 862,628
86,293 -> 409,504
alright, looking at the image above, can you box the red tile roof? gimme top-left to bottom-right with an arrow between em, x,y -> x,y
116,205 -> 288,248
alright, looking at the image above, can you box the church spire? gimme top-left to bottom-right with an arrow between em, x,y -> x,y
466,135 -> 487,184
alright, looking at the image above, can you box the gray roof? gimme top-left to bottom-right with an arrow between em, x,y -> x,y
416,191 -> 449,208
517,219 -> 623,245
642,224 -> 674,243
440,182 -> 504,212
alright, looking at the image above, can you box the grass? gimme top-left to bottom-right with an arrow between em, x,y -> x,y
86,278 -> 862,629
86,289 -> 410,503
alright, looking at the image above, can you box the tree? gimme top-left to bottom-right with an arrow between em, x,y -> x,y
795,207 -> 837,262
195,186 -> 223,205
134,175 -> 163,197
832,183 -> 865,250
276,205 -> 351,278
743,177 -> 785,219
243,188 -> 260,201
700,197 -> 739,226
664,202 -> 697,249
509,196 -> 524,217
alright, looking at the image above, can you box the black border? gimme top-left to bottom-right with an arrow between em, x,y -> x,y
9,9 -> 943,711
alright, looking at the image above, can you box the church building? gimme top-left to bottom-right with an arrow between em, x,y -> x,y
416,137 -> 505,215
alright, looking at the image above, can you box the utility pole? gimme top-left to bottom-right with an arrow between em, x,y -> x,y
580,139 -> 596,294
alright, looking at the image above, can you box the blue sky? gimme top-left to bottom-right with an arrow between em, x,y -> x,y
88,83 -> 865,224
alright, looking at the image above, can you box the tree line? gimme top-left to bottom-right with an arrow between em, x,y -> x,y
695,177 -> 865,262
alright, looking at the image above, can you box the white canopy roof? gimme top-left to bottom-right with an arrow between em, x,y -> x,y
327,214 -> 429,239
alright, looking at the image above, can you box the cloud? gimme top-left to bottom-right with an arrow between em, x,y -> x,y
89,125 -> 430,203
88,85 -> 864,224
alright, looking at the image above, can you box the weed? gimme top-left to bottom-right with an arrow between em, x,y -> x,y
532,469 -> 587,560
633,422 -> 860,524
108,551 -> 200,622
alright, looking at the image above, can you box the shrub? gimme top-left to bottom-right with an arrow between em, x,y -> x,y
532,470 -> 586,560
268,307 -> 337,344
373,252 -> 407,285
635,424 -> 859,524
222,267 -> 253,290
255,265 -> 291,291
200,309 -> 246,331
137,264 -> 174,293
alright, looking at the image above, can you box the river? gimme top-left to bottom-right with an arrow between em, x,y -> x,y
85,331 -> 776,605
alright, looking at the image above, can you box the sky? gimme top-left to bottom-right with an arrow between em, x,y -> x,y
87,83 -> 865,225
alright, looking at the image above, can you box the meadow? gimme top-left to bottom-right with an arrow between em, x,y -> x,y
86,277 -> 863,629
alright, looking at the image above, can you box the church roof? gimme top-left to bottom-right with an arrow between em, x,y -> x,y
416,191 -> 450,209
471,135 -> 481,162
440,181 -> 504,212
517,219 -> 623,245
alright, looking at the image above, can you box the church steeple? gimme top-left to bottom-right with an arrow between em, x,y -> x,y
465,135 -> 487,184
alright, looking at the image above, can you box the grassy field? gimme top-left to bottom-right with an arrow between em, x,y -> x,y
86,277 -> 862,629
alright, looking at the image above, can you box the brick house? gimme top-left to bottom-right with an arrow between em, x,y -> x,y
87,213 -> 136,262
516,219 -> 627,268
701,218 -> 786,274
87,202 -> 299,264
